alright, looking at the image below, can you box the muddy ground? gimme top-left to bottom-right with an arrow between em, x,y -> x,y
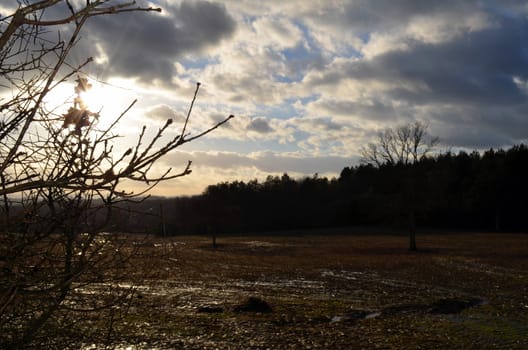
81,230 -> 527,349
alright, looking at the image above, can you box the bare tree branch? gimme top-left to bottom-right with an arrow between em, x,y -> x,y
0,1 -> 232,347
361,121 -> 438,167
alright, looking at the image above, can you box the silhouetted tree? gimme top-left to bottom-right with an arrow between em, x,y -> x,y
152,144 -> 528,236
360,121 -> 438,250
0,2 -> 232,347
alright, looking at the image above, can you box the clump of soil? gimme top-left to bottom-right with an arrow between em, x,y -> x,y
233,296 -> 272,313
428,297 -> 484,314
197,306 -> 224,313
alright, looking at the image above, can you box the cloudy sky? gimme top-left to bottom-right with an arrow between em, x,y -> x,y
14,0 -> 528,196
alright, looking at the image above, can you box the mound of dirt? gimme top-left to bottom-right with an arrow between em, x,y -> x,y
428,297 -> 484,314
233,296 -> 272,313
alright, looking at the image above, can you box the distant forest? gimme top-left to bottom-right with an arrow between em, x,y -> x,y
109,144 -> 528,235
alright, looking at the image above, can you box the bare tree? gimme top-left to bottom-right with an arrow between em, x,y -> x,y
361,121 -> 438,251
361,121 -> 438,167
0,1 -> 233,348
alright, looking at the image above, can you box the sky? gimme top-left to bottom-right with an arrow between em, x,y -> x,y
5,0 -> 528,196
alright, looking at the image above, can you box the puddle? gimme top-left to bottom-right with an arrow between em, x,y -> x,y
321,269 -> 425,289
82,343 -> 159,350
320,268 -> 483,301
153,241 -> 186,248
364,311 -> 381,319
232,278 -> 324,291
330,310 -> 380,323
330,297 -> 484,324
321,269 -> 367,280
244,241 -> 283,248
73,266 -> 490,350
433,257 -> 526,278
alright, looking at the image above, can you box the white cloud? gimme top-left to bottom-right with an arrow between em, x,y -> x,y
26,0 -> 528,196
145,104 -> 184,122
251,17 -> 304,50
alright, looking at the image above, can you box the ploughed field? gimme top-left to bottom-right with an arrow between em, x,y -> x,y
86,231 -> 527,349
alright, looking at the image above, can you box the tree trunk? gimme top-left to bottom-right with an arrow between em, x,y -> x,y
409,209 -> 417,251
159,203 -> 166,236
494,206 -> 501,232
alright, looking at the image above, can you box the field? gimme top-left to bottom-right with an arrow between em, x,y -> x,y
84,230 -> 527,349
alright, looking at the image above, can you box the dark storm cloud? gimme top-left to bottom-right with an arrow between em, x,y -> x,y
342,0 -> 456,27
82,1 -> 236,83
306,118 -> 344,131
382,17 -> 528,149
247,117 -> 274,134
314,99 -> 397,122
375,20 -> 528,106
436,121 -> 515,150
304,5 -> 528,150
313,0 -> 477,35
425,99 -> 528,150
209,113 -> 234,129
315,16 -> 528,107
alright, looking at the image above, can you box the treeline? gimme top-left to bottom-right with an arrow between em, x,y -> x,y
108,144 -> 528,234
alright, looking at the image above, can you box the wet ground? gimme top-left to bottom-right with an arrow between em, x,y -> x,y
79,231 -> 527,349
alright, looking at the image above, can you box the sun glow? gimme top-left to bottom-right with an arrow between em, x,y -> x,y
77,78 -> 139,118
78,81 -> 110,113
44,77 -> 140,131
